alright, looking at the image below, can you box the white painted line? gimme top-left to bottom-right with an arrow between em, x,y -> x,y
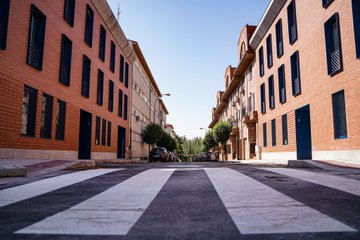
0,169 -> 121,208
205,168 -> 355,234
17,168 -> 175,236
264,168 -> 360,197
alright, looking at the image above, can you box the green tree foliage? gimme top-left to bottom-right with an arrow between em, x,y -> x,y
213,121 -> 232,145
142,123 -> 163,145
158,132 -> 177,151
203,130 -> 217,151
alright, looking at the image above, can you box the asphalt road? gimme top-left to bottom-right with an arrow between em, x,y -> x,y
0,162 -> 359,240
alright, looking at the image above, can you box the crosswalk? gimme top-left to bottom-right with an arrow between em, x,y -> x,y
0,166 -> 359,237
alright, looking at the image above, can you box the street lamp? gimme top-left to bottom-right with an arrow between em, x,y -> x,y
153,93 -> 171,123
200,128 -> 207,131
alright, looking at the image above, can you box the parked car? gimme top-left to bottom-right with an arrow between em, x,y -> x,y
200,152 -> 216,161
149,147 -> 169,162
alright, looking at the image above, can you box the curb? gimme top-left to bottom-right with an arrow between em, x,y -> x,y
0,165 -> 27,177
66,159 -> 147,170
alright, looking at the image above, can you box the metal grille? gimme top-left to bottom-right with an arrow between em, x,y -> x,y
40,93 -> 53,139
20,86 -> 37,137
282,114 -> 288,145
271,119 -> 276,146
330,49 -> 341,73
95,116 -> 100,145
55,100 -> 66,140
290,25 -> 297,43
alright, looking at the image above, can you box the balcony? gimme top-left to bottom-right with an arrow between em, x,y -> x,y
241,101 -> 258,124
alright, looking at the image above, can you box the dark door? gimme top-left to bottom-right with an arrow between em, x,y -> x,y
295,105 -> 312,160
117,126 -> 126,159
78,110 -> 92,159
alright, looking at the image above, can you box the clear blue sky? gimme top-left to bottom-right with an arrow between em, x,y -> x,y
107,0 -> 269,139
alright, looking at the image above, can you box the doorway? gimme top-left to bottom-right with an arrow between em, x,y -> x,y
117,126 -> 126,159
295,105 -> 312,160
78,110 -> 92,159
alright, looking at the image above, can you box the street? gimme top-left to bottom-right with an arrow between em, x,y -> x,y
0,162 -> 359,240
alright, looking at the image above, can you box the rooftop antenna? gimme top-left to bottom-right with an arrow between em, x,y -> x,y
117,2 -> 121,21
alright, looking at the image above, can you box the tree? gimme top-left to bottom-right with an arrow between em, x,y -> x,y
213,121 -> 232,145
203,129 -> 217,151
157,132 -> 177,151
142,123 -> 163,146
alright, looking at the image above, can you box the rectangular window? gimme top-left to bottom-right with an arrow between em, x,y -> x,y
99,25 -> 106,61
291,51 -> 301,96
124,94 -> 128,120
287,0 -> 298,44
101,118 -> 106,146
108,80 -> 114,112
63,0 -> 75,27
55,99 -> 66,140
271,119 -> 276,146
107,121 -> 111,146
119,55 -> 124,82
259,47 -> 264,77
263,123 -> 267,147
266,35 -> 273,68
275,19 -> 284,58
323,0 -> 335,8
325,13 -> 343,76
282,114 -> 288,145
40,93 -> 53,139
278,64 -> 286,104
59,34 -> 72,86
260,83 -> 266,114
84,4 -> 94,47
352,0 -> 360,58
125,62 -> 129,88
27,4 -> 46,70
110,41 -> 116,73
268,75 -> 275,109
118,89 -> 123,117
95,116 -> 100,145
20,85 -> 38,137
81,55 -> 91,97
332,90 -> 347,139
97,69 -> 104,106
0,0 -> 10,50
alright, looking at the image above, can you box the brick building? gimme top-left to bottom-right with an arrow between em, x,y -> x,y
0,0 -> 136,160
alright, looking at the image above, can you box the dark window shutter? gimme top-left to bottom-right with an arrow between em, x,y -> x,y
81,55 -> 91,97
95,116 -> 100,145
124,94 -> 128,120
282,114 -> 288,145
119,55 -> 124,82
101,118 -> 106,146
97,70 -> 104,106
278,65 -> 286,103
118,89 -> 123,117
59,34 -> 72,86
271,119 -> 276,146
55,99 -> 66,140
276,19 -> 284,58
287,1 -> 298,44
0,0 -> 11,50
291,51 -> 301,96
323,0 -> 335,8
125,62 -> 129,88
99,25 -> 106,61
63,0 -> 75,27
107,121 -> 111,146
110,41 -> 115,73
40,93 -> 53,139
21,85 -> 38,137
266,35 -> 273,68
263,123 -> 267,147
108,80 -> 114,112
84,4 -> 94,47
268,75 -> 275,109
352,0 -> 360,58
332,90 -> 347,139
260,83 -> 266,114
259,47 -> 264,77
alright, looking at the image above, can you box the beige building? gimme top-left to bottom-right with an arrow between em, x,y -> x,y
165,124 -> 176,138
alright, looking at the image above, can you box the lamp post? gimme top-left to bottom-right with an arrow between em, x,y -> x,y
200,128 -> 208,131
153,93 -> 170,123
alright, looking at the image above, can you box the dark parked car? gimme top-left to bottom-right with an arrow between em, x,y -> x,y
149,147 -> 169,162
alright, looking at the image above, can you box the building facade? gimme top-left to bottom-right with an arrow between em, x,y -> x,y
0,0 -> 135,160
252,0 -> 360,161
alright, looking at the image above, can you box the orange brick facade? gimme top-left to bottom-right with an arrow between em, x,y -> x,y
0,0 -> 135,160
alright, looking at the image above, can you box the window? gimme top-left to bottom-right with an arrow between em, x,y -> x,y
81,55 -> 91,97
59,34 -> 72,86
107,121 -> 111,146
263,123 -> 267,147
291,51 -> 301,96
124,94 -> 128,120
352,0 -> 360,58
40,93 -> 53,139
271,119 -> 276,146
108,80 -> 114,112
278,64 -> 286,104
260,83 -> 266,114
332,90 -> 347,139
96,70 -> 104,106
119,55 -> 124,82
0,0 -> 10,50
275,19 -> 284,58
20,85 -> 37,137
99,25 -> 106,61
101,118 -> 106,146
259,47 -> 264,77
266,35 -> 273,68
323,0 -> 335,8
287,0 -> 298,44
110,41 -> 115,73
325,13 -> 343,76
268,75 -> 275,109
125,62 -> 129,88
95,116 -> 100,145
27,4 -> 46,70
118,89 -> 123,117
84,4 -> 94,47
55,99 -> 66,140
282,114 -> 288,145
63,0 -> 75,27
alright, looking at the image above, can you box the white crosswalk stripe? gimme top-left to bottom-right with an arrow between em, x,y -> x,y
205,168 -> 356,234
17,169 -> 175,236
264,168 -> 360,197
0,169 -> 121,208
